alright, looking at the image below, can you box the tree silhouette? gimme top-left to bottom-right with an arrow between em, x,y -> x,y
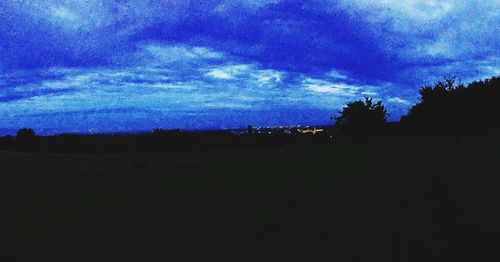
16,128 -> 36,140
333,97 -> 388,137
247,125 -> 254,135
401,76 -> 500,135
15,128 -> 37,151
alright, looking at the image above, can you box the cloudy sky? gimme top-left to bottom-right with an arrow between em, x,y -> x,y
0,0 -> 498,134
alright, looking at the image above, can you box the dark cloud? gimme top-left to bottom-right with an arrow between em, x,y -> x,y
1,1 -> 498,81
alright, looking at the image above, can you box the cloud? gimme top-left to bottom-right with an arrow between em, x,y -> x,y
387,97 -> 411,105
205,65 -> 251,80
327,70 -> 349,80
135,44 -> 225,64
0,1 -> 498,133
0,42 -> 423,133
302,78 -> 358,96
338,1 -> 499,59
0,0 -> 497,87
204,64 -> 285,88
50,6 -> 81,26
252,69 -> 283,87
206,69 -> 233,80
395,56 -> 500,86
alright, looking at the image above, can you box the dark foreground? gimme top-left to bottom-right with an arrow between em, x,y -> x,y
1,136 -> 499,261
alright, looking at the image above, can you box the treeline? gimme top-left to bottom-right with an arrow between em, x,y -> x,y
401,76 -> 500,135
0,129 -> 328,153
333,76 -> 500,138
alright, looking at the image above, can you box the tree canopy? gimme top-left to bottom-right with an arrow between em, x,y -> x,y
333,97 -> 388,137
16,128 -> 36,139
401,76 -> 500,134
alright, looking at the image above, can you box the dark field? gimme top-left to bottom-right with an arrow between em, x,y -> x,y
1,137 -> 499,261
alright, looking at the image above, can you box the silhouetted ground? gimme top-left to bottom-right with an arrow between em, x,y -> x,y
0,130 -> 329,153
0,136 -> 499,261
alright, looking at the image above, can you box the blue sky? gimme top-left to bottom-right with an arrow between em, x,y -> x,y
0,0 -> 498,134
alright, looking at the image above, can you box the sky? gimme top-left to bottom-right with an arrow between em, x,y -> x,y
0,0 -> 498,135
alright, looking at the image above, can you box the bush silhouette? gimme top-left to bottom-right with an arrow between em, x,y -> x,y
333,97 -> 388,137
16,128 -> 36,140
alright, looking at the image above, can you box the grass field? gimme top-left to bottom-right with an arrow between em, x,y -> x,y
0,137 -> 499,261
